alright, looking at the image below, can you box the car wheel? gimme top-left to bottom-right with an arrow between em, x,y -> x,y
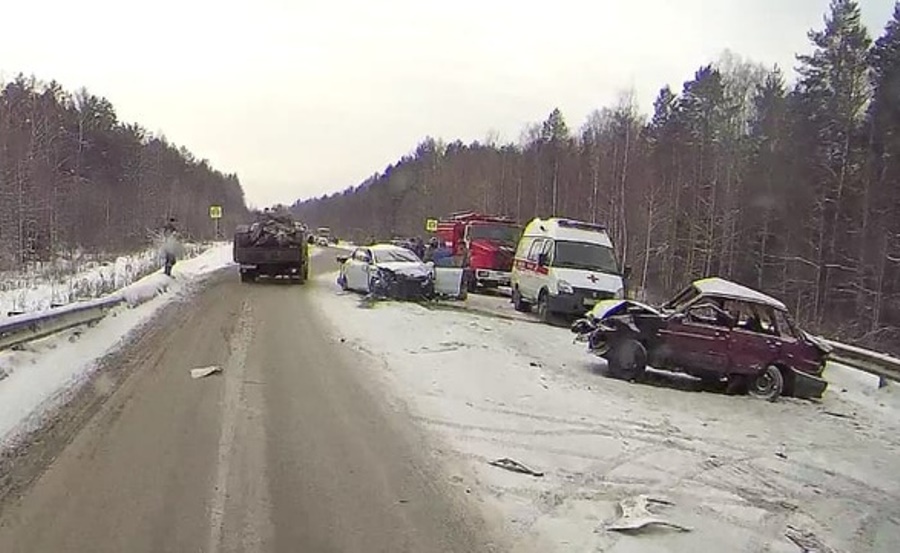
536,290 -> 551,323
512,288 -> 531,313
748,365 -> 784,401
240,271 -> 256,283
607,339 -> 647,381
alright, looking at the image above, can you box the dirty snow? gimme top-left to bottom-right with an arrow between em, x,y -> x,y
0,244 -> 235,445
311,272 -> 900,553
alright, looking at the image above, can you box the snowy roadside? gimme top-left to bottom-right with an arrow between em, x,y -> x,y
0,243 -> 209,317
0,244 -> 236,446
309,272 -> 900,553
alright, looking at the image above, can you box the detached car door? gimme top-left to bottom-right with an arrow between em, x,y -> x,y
346,249 -> 370,291
659,302 -> 731,375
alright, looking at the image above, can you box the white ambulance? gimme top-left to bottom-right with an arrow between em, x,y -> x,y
511,218 -> 629,321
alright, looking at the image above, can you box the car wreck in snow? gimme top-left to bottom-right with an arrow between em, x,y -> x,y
337,244 -> 436,300
571,277 -> 831,400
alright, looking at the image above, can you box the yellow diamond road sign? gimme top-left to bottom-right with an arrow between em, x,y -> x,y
425,218 -> 438,232
209,205 -> 223,219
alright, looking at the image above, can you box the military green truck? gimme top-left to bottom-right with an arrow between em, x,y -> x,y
233,214 -> 309,284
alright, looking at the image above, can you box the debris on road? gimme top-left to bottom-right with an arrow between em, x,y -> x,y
605,495 -> 692,534
785,525 -> 838,553
190,365 -> 222,379
488,457 -> 544,477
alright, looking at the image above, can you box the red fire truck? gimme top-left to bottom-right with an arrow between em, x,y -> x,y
432,212 -> 522,290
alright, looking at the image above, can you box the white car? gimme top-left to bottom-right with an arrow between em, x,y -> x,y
337,244 -> 435,299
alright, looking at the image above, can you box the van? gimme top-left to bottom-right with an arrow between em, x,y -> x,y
511,218 -> 629,321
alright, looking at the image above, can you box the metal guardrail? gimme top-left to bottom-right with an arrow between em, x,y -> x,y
0,295 -> 125,351
824,339 -> 900,386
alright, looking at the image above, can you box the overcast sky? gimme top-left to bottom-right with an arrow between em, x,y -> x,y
1,0 -> 895,207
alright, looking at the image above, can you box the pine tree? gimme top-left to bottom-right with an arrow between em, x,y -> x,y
795,0 -> 872,326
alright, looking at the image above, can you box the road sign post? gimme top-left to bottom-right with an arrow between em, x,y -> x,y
209,205 -> 223,239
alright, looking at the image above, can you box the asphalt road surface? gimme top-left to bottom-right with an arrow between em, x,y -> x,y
0,250 -> 503,553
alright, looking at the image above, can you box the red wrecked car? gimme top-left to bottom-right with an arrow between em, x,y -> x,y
571,277 -> 831,400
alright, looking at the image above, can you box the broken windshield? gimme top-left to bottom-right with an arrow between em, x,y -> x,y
552,241 -> 619,274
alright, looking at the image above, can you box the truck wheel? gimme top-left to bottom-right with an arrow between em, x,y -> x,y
240,272 -> 256,284
607,339 -> 647,381
512,288 -> 531,313
748,365 -> 784,401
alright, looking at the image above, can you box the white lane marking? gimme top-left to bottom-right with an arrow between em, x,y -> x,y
208,300 -> 253,553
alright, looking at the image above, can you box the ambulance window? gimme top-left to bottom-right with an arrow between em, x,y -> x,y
541,239 -> 553,263
527,239 -> 544,262
516,237 -> 534,258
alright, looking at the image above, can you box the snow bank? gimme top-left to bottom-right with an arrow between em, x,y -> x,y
0,244 -> 235,445
0,243 -> 209,317
310,272 -> 900,553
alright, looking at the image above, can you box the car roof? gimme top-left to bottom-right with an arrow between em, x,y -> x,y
692,277 -> 786,311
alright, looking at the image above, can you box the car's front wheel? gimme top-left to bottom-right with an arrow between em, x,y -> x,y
748,365 -> 784,401
606,339 -> 647,381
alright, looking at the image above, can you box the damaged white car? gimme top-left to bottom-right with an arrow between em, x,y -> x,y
337,244 -> 435,299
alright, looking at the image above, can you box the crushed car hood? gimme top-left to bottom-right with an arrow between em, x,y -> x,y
376,262 -> 432,279
587,299 -> 662,320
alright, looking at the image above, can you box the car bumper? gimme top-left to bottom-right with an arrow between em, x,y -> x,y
791,368 -> 828,400
548,290 -> 617,316
474,269 -> 510,286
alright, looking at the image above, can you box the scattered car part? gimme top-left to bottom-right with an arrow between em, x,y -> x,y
488,458 -> 544,477
606,495 -> 692,533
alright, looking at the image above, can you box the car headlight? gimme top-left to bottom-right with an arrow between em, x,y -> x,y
558,279 -> 574,294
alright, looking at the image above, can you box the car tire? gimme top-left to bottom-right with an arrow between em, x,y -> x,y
607,339 -> 647,381
240,271 -> 256,284
748,365 -> 784,401
512,287 -> 531,313
536,290 -> 552,323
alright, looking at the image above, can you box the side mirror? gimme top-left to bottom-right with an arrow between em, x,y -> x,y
336,255 -> 348,264
623,266 -> 632,279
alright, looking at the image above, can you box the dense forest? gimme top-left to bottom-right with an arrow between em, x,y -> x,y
294,0 -> 900,351
0,76 -> 248,269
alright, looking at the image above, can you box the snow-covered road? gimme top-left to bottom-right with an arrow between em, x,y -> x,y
311,272 -> 900,553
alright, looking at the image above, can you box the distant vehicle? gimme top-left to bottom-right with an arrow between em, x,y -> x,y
336,244 -> 435,299
511,218 -> 629,322
433,212 -> 521,291
571,277 -> 830,401
316,227 -> 332,247
233,215 -> 309,283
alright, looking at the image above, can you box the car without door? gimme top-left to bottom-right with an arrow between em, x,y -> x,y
571,277 -> 831,401
336,244 -> 435,300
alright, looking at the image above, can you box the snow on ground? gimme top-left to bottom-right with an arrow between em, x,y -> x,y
310,272 -> 900,553
0,243 -> 208,317
0,244 -> 235,446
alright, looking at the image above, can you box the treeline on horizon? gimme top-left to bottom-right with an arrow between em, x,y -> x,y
0,76 -> 249,269
293,0 -> 900,351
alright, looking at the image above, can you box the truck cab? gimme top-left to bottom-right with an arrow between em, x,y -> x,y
511,218 -> 628,322
433,212 -> 521,291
